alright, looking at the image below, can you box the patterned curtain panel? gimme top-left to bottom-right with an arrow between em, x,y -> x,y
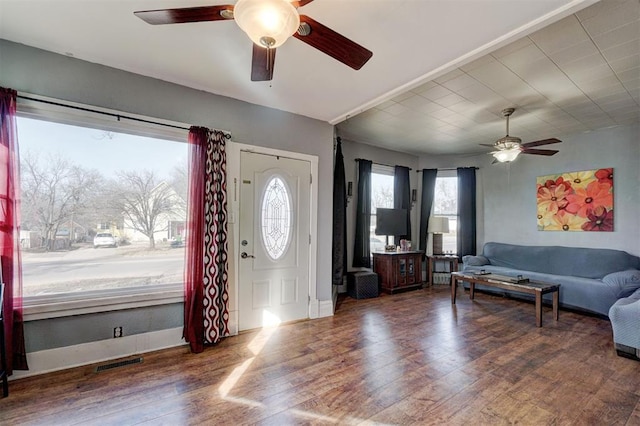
0,87 -> 28,373
184,127 -> 230,353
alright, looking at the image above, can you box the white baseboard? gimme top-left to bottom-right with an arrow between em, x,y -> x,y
10,327 -> 185,380
318,299 -> 334,318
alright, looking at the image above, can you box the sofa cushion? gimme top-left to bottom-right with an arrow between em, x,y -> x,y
482,242 -> 640,279
462,255 -> 489,266
603,270 -> 640,298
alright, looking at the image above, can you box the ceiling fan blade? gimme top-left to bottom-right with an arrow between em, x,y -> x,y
521,138 -> 562,148
479,143 -> 496,148
134,5 -> 234,25
251,44 -> 276,81
521,148 -> 559,156
293,15 -> 373,70
291,0 -> 315,7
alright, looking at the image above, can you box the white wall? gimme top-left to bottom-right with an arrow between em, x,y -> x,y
420,123 -> 640,257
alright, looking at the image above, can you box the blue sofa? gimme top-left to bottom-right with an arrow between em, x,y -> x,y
462,242 -> 640,316
609,287 -> 640,361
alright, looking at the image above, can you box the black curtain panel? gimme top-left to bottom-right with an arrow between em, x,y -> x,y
457,167 -> 477,257
331,138 -> 347,287
353,159 -> 372,268
419,169 -> 438,253
393,165 -> 411,243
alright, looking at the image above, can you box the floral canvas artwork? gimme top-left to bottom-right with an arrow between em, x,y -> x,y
536,168 -> 613,232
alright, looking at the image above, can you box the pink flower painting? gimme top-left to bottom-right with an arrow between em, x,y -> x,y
537,168 -> 613,232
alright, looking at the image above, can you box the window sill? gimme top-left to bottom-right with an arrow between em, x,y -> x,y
23,285 -> 183,321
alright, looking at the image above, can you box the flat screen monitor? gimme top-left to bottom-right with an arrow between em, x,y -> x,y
375,208 -> 407,236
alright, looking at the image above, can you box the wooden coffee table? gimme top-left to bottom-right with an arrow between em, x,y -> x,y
450,271 -> 560,327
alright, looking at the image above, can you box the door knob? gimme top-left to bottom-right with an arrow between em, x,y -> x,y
241,252 -> 255,259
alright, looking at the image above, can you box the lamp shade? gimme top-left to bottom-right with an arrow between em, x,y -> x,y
492,148 -> 521,163
234,0 -> 300,48
428,216 -> 449,234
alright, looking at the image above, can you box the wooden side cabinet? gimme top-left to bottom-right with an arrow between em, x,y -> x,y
373,251 -> 424,294
427,255 -> 459,286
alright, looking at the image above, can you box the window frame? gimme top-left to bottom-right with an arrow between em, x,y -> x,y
370,164 -> 395,248
17,94 -> 189,320
433,171 -> 459,255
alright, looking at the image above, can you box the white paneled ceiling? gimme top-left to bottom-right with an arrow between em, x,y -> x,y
337,0 -> 640,155
0,0 -> 638,156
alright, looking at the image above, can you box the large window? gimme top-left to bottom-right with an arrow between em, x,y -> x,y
17,114 -> 188,299
433,175 -> 458,254
370,165 -> 394,251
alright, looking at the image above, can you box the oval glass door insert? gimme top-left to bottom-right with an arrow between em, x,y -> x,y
260,176 -> 292,260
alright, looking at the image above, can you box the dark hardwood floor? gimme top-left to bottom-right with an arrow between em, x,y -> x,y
2,286 -> 639,425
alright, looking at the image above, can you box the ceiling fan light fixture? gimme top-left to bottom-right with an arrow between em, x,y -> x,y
492,148 -> 521,163
234,0 -> 300,48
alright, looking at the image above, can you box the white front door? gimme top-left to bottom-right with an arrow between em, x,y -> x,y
238,151 -> 311,330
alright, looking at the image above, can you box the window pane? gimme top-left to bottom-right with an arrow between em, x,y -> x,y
371,171 -> 394,248
434,177 -> 458,254
260,176 -> 292,260
434,177 -> 457,215
18,116 -> 187,297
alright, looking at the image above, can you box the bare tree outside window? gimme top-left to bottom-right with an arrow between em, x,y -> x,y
21,151 -> 102,251
113,170 -> 184,249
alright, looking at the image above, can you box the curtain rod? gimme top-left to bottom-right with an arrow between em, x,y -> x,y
16,95 -> 231,138
416,167 -> 479,172
354,158 -> 412,171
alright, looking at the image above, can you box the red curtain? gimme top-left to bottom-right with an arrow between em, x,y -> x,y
0,87 -> 28,373
183,126 -> 230,353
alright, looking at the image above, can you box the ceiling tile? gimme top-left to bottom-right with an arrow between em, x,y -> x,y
440,73 -> 479,92
448,100 -> 481,114
434,68 -> 465,84
615,66 -> 640,82
399,95 -> 441,113
459,55 -> 496,73
592,21 -> 640,51
576,0 -> 630,22
391,91 -> 415,103
498,44 -> 548,72
579,0 -> 640,35
434,93 -> 466,107
420,85 -> 454,101
529,15 -> 589,54
411,81 -> 438,95
601,39 -> 640,62
376,100 -> 397,110
491,36 -> 535,58
576,75 -> 625,92
548,40 -> 601,66
609,54 -> 640,73
383,102 -> 413,116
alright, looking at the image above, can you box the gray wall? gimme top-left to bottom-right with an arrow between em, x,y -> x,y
340,139 -> 420,271
420,123 -> 640,257
1,39 -> 334,351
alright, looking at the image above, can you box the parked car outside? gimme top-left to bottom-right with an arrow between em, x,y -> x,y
93,233 -> 118,248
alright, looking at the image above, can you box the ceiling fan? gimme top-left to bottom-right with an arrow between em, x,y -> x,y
481,108 -> 562,163
134,0 -> 373,82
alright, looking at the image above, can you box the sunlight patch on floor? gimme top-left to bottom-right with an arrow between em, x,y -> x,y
218,311 -> 280,397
